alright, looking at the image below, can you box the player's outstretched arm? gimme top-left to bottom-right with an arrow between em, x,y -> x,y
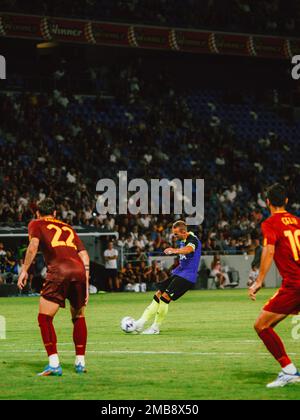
248,244 -> 275,301
79,250 -> 90,305
18,237 -> 40,290
164,245 -> 194,256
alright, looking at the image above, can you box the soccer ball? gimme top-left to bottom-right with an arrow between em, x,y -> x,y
121,316 -> 137,333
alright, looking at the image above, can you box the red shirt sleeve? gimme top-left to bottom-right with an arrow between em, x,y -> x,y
261,220 -> 278,246
28,220 -> 42,240
74,232 -> 86,253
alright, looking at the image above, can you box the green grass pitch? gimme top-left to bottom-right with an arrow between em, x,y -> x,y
0,289 -> 299,400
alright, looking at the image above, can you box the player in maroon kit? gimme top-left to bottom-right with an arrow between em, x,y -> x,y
17,198 -> 90,376
249,184 -> 300,388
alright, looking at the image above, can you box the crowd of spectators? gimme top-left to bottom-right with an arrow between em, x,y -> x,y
1,2 -> 298,292
0,242 -> 23,284
1,57 -> 300,262
0,241 -> 47,293
110,255 -> 176,293
1,0 -> 299,37
1,44 -> 300,294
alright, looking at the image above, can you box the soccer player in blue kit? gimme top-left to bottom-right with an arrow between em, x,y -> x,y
135,220 -> 202,335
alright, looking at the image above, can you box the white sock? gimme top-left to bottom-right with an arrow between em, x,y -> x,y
75,355 -> 85,366
283,363 -> 297,375
49,354 -> 60,368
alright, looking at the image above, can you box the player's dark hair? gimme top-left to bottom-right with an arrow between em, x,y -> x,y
266,183 -> 287,207
37,198 -> 56,216
173,220 -> 187,230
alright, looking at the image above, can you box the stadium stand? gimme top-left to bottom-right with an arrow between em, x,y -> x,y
1,61 -> 300,260
0,0 -> 298,290
1,0 -> 300,37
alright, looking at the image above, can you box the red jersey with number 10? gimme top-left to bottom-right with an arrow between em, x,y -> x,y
28,217 -> 86,267
262,211 -> 300,288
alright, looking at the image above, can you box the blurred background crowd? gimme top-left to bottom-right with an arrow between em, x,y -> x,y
1,56 -> 299,255
0,0 -> 298,292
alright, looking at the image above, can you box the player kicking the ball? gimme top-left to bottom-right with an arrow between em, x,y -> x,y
135,220 -> 201,335
249,184 -> 300,388
18,198 -> 90,376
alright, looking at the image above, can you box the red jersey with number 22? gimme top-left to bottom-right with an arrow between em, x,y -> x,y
28,217 -> 86,267
28,217 -> 87,309
262,211 -> 300,288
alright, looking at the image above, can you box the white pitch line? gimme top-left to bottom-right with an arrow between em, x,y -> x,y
1,336 -> 299,349
187,340 -> 259,344
0,349 -> 298,357
1,339 -> 299,347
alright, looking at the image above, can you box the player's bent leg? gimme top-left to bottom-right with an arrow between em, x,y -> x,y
254,310 -> 300,388
38,297 -> 62,377
39,296 -> 60,317
156,291 -> 162,299
142,293 -> 171,335
254,310 -> 287,332
254,310 -> 291,367
71,306 -> 88,374
142,276 -> 192,335
135,292 -> 162,333
70,305 -> 85,319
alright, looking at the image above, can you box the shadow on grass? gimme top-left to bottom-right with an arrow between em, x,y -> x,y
232,370 -> 273,385
4,360 -> 77,376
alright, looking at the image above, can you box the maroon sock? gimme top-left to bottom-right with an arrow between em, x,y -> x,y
73,317 -> 87,356
259,327 -> 291,368
38,313 -> 58,357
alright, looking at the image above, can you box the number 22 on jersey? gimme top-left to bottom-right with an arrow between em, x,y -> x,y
47,224 -> 77,250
